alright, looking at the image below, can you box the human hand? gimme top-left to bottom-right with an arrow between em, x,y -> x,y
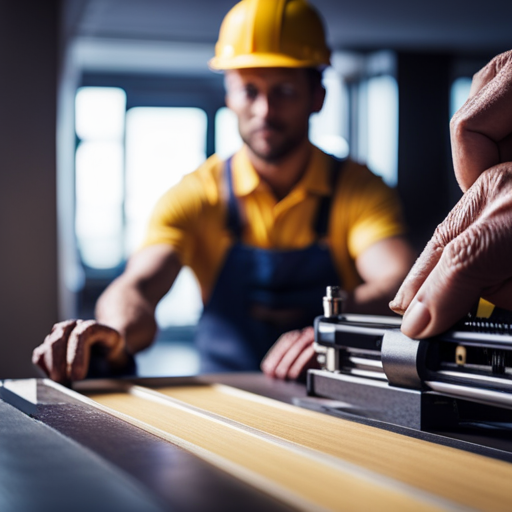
260,327 -> 318,380
390,164 -> 512,338
32,319 -> 125,383
451,50 -> 512,192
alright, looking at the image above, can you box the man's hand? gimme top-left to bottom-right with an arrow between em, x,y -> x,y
451,49 -> 512,192
390,49 -> 512,338
390,164 -> 512,338
261,327 -> 318,380
33,245 -> 181,383
32,320 -> 125,383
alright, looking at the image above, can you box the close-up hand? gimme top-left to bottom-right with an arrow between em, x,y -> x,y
260,326 -> 318,380
390,49 -> 512,339
390,164 -> 512,338
450,49 -> 512,192
32,319 -> 125,383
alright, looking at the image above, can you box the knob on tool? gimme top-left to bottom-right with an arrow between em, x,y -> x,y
323,286 -> 345,318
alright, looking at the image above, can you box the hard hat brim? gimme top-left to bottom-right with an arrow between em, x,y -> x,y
208,52 -> 330,71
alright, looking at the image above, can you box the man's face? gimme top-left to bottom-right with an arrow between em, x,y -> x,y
225,68 -> 325,163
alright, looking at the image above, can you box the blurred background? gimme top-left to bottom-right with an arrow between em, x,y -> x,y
1,0 -> 511,378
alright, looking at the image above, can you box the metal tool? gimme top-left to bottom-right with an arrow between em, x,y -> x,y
307,288 -> 512,430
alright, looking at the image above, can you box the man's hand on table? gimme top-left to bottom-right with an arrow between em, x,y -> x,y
390,49 -> 512,338
32,320 -> 127,383
261,327 -> 318,380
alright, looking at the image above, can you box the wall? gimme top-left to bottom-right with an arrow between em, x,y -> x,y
0,1 -> 60,377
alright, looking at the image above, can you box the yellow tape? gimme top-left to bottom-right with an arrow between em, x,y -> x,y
476,298 -> 495,318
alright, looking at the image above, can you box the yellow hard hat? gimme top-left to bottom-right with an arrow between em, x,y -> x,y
209,0 -> 331,71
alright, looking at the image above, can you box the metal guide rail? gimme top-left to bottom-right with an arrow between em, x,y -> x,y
307,287 -> 512,431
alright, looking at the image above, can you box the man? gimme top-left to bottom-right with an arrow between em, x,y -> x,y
390,49 -> 512,337
33,0 -> 414,383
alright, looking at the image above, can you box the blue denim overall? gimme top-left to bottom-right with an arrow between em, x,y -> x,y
195,156 -> 343,373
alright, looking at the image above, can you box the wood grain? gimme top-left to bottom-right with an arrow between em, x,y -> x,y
155,384 -> 512,512
86,386 -> 454,512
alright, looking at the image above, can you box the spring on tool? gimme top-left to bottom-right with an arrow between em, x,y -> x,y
459,318 -> 512,335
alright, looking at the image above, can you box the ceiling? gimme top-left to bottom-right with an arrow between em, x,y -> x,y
64,0 -> 512,75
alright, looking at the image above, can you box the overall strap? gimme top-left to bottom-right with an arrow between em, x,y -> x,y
313,155 -> 345,238
225,157 -> 243,241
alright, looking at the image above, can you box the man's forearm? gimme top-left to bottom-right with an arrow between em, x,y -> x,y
346,279 -> 402,315
350,236 -> 416,315
95,277 -> 158,356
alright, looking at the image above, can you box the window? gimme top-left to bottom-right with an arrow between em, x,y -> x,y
332,51 -> 399,186
75,89 -> 206,328
75,87 -> 126,269
450,77 -> 472,118
365,75 -> 399,187
215,107 -> 242,160
125,107 -> 207,255
125,107 -> 206,328
355,74 -> 399,187
310,67 -> 349,159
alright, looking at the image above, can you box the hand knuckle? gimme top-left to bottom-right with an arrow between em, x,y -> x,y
443,224 -> 493,278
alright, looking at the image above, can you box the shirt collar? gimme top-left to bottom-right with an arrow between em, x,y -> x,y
231,144 -> 332,198
231,147 -> 260,196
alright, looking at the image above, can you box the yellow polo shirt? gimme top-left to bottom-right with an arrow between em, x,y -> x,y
141,145 -> 406,302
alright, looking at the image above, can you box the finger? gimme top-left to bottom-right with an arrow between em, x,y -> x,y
66,321 -> 123,381
287,343 -> 317,380
468,50 -> 512,98
32,320 -> 77,382
261,330 -> 303,377
451,51 -> 512,191
400,260 -> 479,340
273,328 -> 314,380
389,240 -> 442,315
390,182 -> 486,314
401,217 -> 512,338
32,338 -> 50,376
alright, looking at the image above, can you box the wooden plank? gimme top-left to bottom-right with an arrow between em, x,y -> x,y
85,387 -> 452,512
87,374 -> 512,460
156,384 -> 512,512
1,379 -> 294,512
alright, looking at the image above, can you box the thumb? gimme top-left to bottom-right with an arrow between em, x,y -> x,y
390,180 -> 487,317
400,218 -> 512,338
401,166 -> 512,338
399,241 -> 482,339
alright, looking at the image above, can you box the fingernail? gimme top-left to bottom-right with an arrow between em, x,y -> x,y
389,289 -> 405,315
389,298 -> 405,315
401,299 -> 431,338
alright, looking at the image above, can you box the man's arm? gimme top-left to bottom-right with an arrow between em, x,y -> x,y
347,236 -> 416,314
261,236 -> 415,380
95,244 -> 182,354
32,244 -> 181,382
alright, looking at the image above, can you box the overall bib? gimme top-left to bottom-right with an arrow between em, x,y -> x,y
195,157 -> 343,373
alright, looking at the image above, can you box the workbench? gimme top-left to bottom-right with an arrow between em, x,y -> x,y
1,374 -> 511,512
